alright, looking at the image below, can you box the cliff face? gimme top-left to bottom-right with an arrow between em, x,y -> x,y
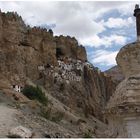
0,11 -> 56,81
45,64 -> 116,121
105,66 -> 124,84
82,67 -> 116,119
0,10 -> 117,122
0,11 -> 87,82
55,35 -> 87,61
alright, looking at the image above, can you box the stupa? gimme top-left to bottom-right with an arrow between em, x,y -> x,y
105,4 -> 140,138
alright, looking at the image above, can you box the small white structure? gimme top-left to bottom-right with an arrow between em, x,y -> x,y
75,76 -> 81,81
49,59 -> 83,82
64,64 -> 72,71
77,60 -> 82,63
54,72 -> 59,77
57,60 -> 61,66
12,85 -> 22,92
76,63 -> 83,71
38,65 -> 45,71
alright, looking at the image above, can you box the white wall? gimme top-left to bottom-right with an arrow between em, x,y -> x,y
124,117 -> 140,138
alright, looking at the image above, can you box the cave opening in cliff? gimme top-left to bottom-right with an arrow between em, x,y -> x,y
56,48 -> 64,58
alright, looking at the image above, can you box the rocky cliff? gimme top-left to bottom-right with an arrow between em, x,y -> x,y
105,66 -> 124,84
0,10 -> 117,138
0,11 -> 87,82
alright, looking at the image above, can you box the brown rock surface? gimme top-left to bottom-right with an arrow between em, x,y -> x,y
0,11 -> 88,83
0,10 -> 117,122
105,66 -> 124,83
45,64 -> 117,121
55,35 -> 87,62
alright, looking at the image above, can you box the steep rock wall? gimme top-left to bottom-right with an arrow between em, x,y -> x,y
0,10 -> 117,122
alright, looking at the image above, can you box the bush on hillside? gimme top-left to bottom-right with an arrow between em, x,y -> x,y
22,85 -> 48,105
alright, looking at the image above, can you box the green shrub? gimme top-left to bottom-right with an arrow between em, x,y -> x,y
22,85 -> 48,105
83,131 -> 92,138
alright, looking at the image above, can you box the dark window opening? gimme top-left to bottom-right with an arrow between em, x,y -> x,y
56,48 -> 64,58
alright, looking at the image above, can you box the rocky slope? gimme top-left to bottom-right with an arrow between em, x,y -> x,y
105,66 -> 124,84
0,10 -> 117,138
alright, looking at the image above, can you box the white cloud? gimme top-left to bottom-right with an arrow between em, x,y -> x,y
86,1 -> 138,20
54,16 -> 105,39
101,17 -> 134,29
89,50 -> 118,66
80,34 -> 127,48
0,1 -> 137,48
0,1 -> 106,40
0,1 -> 138,70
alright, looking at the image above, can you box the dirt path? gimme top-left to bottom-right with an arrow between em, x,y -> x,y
0,104 -> 19,137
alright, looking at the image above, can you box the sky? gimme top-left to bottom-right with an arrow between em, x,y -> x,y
0,1 -> 139,71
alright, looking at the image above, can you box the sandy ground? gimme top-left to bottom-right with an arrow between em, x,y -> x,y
0,104 -> 19,137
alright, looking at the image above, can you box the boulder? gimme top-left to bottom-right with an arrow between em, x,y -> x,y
8,126 -> 32,138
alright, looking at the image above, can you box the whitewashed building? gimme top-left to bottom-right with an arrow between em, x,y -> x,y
76,63 -> 83,71
12,85 -> 22,92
